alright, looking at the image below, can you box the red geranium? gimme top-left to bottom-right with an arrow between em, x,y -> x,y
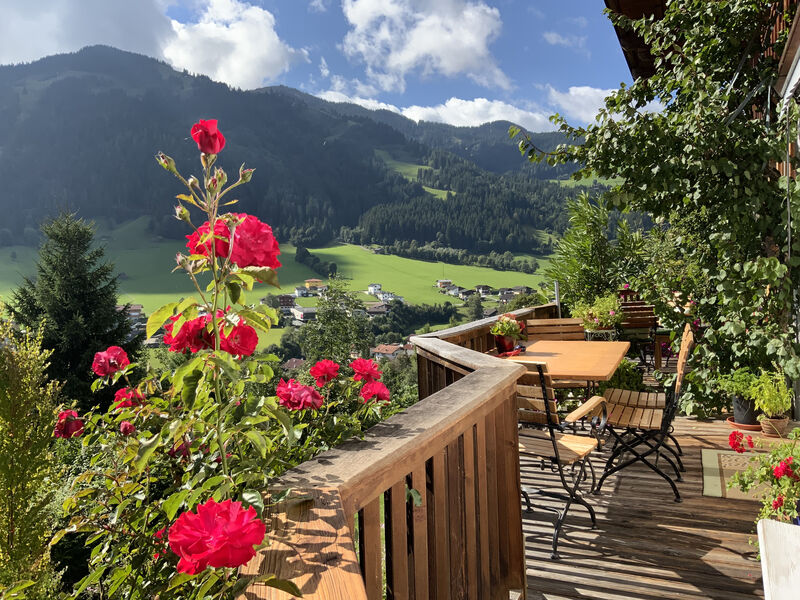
119,421 -> 136,436
728,431 -> 749,453
113,387 -> 145,410
360,380 -> 391,403
186,213 -> 281,270
350,357 -> 382,383
92,346 -> 130,377
54,410 -> 84,438
168,498 -> 265,574
190,119 -> 226,155
773,495 -> 785,509
309,359 -> 340,387
276,378 -> 323,411
773,458 -> 798,480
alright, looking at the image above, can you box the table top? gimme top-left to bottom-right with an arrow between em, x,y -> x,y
503,339 -> 630,381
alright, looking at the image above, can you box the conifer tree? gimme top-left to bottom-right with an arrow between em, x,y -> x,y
7,214 -> 139,409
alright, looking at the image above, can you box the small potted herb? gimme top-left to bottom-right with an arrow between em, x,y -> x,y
490,313 -> 526,353
751,369 -> 793,438
717,368 -> 759,426
573,294 -> 623,332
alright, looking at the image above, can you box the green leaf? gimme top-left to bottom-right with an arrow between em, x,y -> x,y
162,489 -> 190,520
508,125 -> 520,138
133,434 -> 161,471
244,429 -> 268,458
406,486 -> 423,507
226,281 -> 243,305
256,575 -> 302,597
147,301 -> 178,339
241,489 -> 265,518
73,566 -> 106,596
241,266 -> 280,288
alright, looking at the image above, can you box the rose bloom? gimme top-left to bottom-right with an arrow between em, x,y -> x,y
54,410 -> 84,438
309,359 -> 340,387
186,213 -> 281,270
163,314 -> 214,353
276,379 -> 323,411
92,346 -> 130,377
350,357 -> 382,383
168,498 -> 265,574
190,119 -> 225,155
119,421 -> 136,436
220,321 -> 258,356
113,387 -> 145,410
773,495 -> 785,510
360,380 -> 391,403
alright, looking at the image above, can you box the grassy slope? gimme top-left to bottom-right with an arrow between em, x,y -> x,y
0,218 -> 544,312
374,149 -> 453,199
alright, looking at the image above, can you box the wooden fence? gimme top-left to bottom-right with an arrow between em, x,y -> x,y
240,304 -> 558,599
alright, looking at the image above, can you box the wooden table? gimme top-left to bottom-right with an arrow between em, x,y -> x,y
503,339 -> 630,381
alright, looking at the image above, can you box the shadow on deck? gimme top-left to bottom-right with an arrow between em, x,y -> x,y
521,418 -> 764,600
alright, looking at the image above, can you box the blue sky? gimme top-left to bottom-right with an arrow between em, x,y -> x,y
1,0 -> 634,130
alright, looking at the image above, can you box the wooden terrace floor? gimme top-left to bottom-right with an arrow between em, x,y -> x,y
520,418 -> 765,600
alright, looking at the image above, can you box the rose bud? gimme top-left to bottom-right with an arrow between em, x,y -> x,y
239,164 -> 254,183
187,176 -> 200,190
119,421 -> 136,436
206,176 -> 219,195
156,152 -> 177,174
213,167 -> 228,187
174,204 -> 191,223
201,152 -> 217,170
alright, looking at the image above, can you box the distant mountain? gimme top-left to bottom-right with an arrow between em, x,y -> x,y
264,86 -> 577,177
0,46 -> 573,254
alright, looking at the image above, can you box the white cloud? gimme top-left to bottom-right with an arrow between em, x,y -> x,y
0,0 -> 173,65
319,56 -> 330,78
402,97 -> 553,131
309,0 -> 328,11
163,0 -> 307,89
315,90 -> 555,131
341,0 -> 510,93
543,31 -> 587,53
546,85 -> 613,123
317,90 -> 400,112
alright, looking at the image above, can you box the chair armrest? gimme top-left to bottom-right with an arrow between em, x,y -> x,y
564,395 -> 606,423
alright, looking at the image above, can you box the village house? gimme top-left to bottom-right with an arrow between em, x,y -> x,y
447,286 -> 464,297
435,279 -> 452,288
498,292 -> 516,304
289,306 -> 317,324
365,302 -> 390,317
458,289 -> 476,300
369,343 -> 414,360
293,286 -> 310,298
512,285 -> 533,295
117,303 -> 146,340
367,283 -> 382,295
304,278 -> 323,290
483,306 -> 499,318
475,284 -> 494,296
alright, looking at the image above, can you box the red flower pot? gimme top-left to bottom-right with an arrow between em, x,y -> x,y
495,335 -> 516,353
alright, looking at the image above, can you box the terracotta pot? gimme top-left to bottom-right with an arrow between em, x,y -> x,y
494,335 -> 516,353
760,416 -> 790,438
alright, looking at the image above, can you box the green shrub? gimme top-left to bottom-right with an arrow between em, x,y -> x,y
750,369 -> 793,419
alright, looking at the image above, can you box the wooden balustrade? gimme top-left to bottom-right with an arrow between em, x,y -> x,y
240,304 -> 557,599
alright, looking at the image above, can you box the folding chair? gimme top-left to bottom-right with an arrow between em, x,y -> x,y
593,324 -> 695,502
517,362 -> 607,559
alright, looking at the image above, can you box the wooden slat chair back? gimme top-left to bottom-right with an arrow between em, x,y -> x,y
618,289 -> 641,302
595,323 -> 695,502
525,318 -> 585,341
516,362 -> 607,559
517,369 -> 559,426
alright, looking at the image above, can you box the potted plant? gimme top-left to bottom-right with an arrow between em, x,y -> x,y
717,368 -> 759,426
751,368 -> 793,437
573,294 -> 623,332
490,313 -> 526,353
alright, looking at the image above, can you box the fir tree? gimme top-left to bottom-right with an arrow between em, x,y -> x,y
7,214 -> 139,410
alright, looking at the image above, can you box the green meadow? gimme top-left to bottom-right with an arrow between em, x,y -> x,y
375,149 -> 452,200
0,218 -> 546,315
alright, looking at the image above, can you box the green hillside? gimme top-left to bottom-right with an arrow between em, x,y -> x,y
375,149 -> 452,199
0,219 -> 545,315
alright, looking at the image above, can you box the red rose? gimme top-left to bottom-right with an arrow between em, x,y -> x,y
163,314 -> 214,353
154,527 -> 166,560
186,214 -> 281,270
360,380 -> 391,403
309,359 -> 340,387
276,378 -> 323,411
773,495 -> 785,510
350,358 -> 382,383
190,119 -> 226,155
92,346 -> 130,377
168,498 -> 265,574
54,410 -> 84,438
119,421 -> 136,436
220,321 -> 258,356
168,440 -> 191,459
113,387 -> 145,410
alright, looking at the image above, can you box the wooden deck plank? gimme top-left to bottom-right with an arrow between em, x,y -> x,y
523,417 -> 765,600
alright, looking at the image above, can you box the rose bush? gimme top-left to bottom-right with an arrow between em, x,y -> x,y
54,121 -> 396,599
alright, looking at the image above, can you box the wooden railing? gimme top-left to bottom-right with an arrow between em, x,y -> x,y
240,303 -> 557,599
